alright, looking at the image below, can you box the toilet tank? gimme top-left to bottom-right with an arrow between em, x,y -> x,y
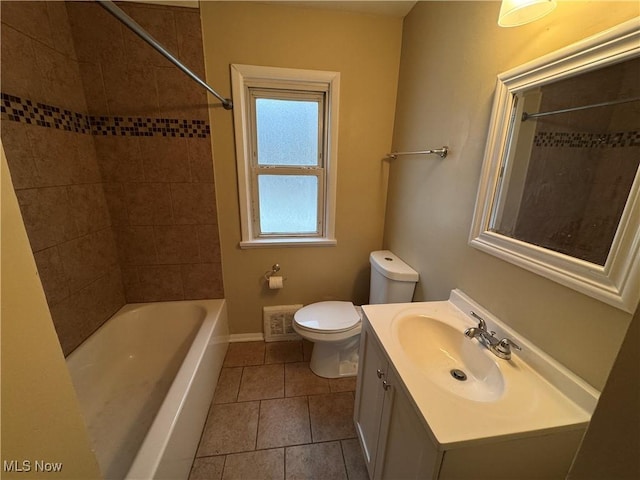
369,250 -> 419,304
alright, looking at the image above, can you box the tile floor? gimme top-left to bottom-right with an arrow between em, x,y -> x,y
189,340 -> 369,480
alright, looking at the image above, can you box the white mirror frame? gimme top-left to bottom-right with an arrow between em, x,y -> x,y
470,18 -> 640,313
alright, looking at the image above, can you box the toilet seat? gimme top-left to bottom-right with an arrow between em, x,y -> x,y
294,301 -> 361,334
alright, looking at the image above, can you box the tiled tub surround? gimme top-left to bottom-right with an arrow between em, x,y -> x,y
1,1 -> 223,354
1,0 -> 125,354
190,341 -> 368,480
65,0 -> 223,304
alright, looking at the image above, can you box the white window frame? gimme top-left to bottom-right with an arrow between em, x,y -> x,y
231,64 -> 340,248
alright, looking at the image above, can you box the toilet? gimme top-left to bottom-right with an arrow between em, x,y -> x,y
293,250 -> 419,378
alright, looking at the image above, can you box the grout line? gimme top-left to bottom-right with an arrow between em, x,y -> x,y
306,395 -> 314,444
255,398 -> 262,451
200,440 -> 361,459
236,366 -> 246,403
283,444 -> 287,480
339,439 -> 350,480
220,454 -> 227,479
192,453 -> 225,460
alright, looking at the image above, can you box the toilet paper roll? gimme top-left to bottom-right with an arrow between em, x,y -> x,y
268,275 -> 284,289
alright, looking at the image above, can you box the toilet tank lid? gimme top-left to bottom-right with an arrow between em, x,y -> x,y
370,250 -> 419,282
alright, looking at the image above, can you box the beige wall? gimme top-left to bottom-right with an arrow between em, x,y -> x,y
385,1 -> 639,390
568,304 -> 640,479
201,2 -> 402,334
1,145 -> 101,479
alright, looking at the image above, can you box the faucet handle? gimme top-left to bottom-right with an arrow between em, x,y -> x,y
470,311 -> 487,330
497,338 -> 521,355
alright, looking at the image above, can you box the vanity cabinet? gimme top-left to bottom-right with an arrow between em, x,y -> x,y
353,314 -> 586,480
354,320 -> 440,480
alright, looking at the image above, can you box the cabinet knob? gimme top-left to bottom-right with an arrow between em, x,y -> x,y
376,368 -> 385,379
382,380 -> 391,391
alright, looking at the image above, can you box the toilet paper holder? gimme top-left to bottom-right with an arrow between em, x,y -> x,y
264,264 -> 285,282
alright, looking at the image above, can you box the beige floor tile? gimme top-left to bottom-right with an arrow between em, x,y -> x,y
309,392 -> 356,442
285,442 -> 347,480
237,363 -> 285,401
223,341 -> 266,367
257,396 -> 311,449
329,376 -> 357,393
189,342 -> 362,478
285,362 -> 330,397
197,401 -> 259,456
213,367 -> 242,404
341,439 -> 369,480
222,448 -> 284,480
265,340 -> 304,364
189,456 -> 225,480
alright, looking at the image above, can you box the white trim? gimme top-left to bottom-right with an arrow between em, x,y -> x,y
230,64 -> 340,248
239,238 -> 337,249
229,333 -> 264,343
469,18 -> 640,313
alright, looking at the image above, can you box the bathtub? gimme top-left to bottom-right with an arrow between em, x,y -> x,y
66,299 -> 229,480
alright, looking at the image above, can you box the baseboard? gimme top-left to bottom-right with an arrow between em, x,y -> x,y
229,333 -> 265,343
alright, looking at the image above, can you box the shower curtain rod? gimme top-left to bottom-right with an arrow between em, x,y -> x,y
521,96 -> 639,121
97,0 -> 233,110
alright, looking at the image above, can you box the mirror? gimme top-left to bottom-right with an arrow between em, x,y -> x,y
470,19 -> 640,313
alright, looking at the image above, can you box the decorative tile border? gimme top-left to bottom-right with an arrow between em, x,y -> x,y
1,92 -> 211,138
534,130 -> 640,148
91,116 -> 210,138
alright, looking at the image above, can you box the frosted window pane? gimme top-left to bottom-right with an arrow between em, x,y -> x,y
256,98 -> 319,166
258,175 -> 318,233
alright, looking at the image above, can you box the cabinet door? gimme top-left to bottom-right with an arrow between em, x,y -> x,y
374,367 -> 440,480
354,324 -> 389,478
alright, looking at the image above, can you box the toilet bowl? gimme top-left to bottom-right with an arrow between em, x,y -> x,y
294,250 -> 419,379
293,301 -> 362,378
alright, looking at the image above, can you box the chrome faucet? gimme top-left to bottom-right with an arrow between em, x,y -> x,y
464,311 -> 521,360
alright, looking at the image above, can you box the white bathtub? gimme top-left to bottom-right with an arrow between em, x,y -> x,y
66,299 -> 229,480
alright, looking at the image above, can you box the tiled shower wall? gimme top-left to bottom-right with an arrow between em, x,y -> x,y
1,1 -> 125,355
66,1 -> 223,303
1,1 -> 223,355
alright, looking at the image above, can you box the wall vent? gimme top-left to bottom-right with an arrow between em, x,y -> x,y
263,304 -> 303,342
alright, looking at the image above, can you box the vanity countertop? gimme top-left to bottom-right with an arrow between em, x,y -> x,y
362,290 -> 597,449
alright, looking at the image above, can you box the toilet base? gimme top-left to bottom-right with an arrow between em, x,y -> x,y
309,335 -> 360,378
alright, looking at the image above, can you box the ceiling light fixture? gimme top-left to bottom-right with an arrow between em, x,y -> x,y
498,0 -> 557,27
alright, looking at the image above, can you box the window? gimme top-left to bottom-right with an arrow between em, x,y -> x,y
230,64 -> 340,247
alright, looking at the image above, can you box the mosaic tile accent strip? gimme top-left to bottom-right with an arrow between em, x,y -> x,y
1,93 -> 92,133
534,130 -> 640,148
1,92 -> 211,138
91,116 -> 210,138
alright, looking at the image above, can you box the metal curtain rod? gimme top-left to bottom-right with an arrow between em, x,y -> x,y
97,0 -> 233,110
522,96 -> 639,121
387,147 -> 449,159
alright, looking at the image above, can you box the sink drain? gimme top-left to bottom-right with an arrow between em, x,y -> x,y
450,369 -> 467,381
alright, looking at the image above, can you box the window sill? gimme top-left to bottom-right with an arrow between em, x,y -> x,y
239,238 -> 337,249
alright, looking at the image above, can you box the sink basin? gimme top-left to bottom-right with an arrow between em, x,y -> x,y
393,314 -> 505,402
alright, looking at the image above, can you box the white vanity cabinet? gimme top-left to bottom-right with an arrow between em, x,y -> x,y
353,310 -> 587,480
354,319 -> 441,480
